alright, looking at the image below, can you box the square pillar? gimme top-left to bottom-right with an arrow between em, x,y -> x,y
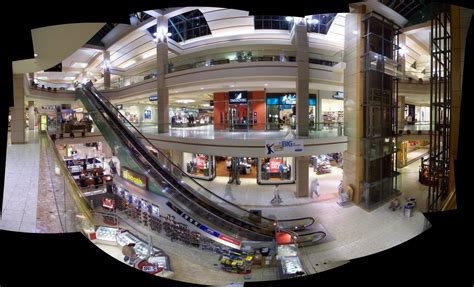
295,156 -> 309,197
295,23 -> 309,137
156,16 -> 169,134
103,51 -> 111,89
11,74 -> 26,144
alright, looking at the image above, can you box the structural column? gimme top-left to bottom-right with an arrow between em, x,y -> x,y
103,51 -> 111,89
448,6 -> 462,196
295,21 -> 309,137
342,6 -> 365,204
295,156 -> 309,197
11,74 -> 26,144
156,16 -> 170,134
316,91 -> 323,130
28,101 -> 35,130
398,95 -> 405,129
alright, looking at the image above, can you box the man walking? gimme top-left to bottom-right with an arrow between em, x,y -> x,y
310,178 -> 320,198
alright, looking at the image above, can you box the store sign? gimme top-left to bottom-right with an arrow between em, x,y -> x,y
166,201 -> 241,249
269,158 -> 283,173
333,91 -> 344,99
229,91 -> 248,104
122,167 -> 148,190
265,140 -> 304,155
195,156 -> 206,169
149,95 -> 158,101
280,94 -> 296,105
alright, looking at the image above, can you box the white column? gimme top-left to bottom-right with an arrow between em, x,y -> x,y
103,51 -> 111,89
28,101 -> 35,130
156,16 -> 169,134
295,156 -> 309,197
11,74 -> 26,144
295,22 -> 309,137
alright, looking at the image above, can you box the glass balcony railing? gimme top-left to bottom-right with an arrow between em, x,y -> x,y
166,49 -> 343,74
136,122 -> 345,140
398,121 -> 431,135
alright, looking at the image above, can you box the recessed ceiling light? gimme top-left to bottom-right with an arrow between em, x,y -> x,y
37,76 -> 48,80
352,30 -> 358,35
285,16 -> 293,22
200,87 -> 204,90
63,76 -> 76,81
167,32 -> 172,37
230,84 -> 235,87
34,53 -> 38,57
264,83 -> 268,86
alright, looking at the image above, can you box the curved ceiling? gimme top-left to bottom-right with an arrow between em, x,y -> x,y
13,23 -> 105,74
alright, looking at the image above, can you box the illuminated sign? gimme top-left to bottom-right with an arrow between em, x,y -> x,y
333,91 -> 344,99
229,91 -> 248,104
149,95 -> 158,101
269,158 -> 283,173
122,167 -> 148,190
265,140 -> 304,155
280,94 -> 296,105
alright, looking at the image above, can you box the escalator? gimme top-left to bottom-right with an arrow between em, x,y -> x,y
76,82 -> 317,243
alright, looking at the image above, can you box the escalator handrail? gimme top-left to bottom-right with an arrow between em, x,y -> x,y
82,83 -> 315,229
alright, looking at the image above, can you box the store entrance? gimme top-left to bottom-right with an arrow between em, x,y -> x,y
215,157 -> 257,181
228,104 -> 251,131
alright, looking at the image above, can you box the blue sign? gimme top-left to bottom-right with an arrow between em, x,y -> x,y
149,95 -> 158,101
280,94 -> 296,105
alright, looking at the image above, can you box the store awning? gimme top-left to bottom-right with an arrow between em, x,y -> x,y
276,232 -> 293,245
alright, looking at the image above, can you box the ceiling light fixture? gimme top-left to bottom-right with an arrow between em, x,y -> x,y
285,16 -> 293,22
34,53 -> 38,57
264,83 -> 268,86
176,99 -> 195,104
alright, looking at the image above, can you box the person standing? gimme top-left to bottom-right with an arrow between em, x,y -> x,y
122,243 -> 137,265
310,178 -> 320,198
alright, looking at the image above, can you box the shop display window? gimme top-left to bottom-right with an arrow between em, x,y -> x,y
257,157 -> 295,184
170,108 -> 212,128
183,153 -> 216,180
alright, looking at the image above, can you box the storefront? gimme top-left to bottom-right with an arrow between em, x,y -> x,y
397,140 -> 429,167
321,98 -> 344,128
213,91 -> 265,131
257,157 -> 295,184
183,152 -> 216,180
265,93 -> 317,130
215,156 -> 258,180
170,107 -> 212,128
119,103 -> 157,125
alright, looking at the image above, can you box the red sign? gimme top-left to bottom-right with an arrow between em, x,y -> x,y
269,158 -> 283,173
218,234 -> 241,247
195,156 -> 206,169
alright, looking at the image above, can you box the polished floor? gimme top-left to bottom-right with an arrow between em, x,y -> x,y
1,129 -> 430,284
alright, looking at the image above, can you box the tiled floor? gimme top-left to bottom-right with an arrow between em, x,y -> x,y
1,130 -> 40,232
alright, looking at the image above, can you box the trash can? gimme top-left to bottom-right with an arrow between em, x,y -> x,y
404,202 -> 415,217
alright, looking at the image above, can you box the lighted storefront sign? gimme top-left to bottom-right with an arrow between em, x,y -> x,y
229,91 -> 248,104
122,167 -> 148,190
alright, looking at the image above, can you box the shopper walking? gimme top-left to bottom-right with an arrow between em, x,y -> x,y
271,184 -> 282,204
310,178 -> 320,198
224,183 -> 236,201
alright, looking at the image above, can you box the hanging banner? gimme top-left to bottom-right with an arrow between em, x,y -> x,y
265,140 -> 304,155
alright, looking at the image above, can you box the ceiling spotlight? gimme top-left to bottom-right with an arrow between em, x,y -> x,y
230,84 -> 235,87
285,16 -> 293,22
200,87 -> 204,90
153,38 -> 158,42
264,83 -> 268,86
153,32 -> 157,36
352,30 -> 358,35
34,53 -> 38,57
167,32 -> 172,37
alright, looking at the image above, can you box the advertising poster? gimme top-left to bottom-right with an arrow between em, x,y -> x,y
195,156 -> 206,169
269,158 -> 283,173
265,140 -> 304,155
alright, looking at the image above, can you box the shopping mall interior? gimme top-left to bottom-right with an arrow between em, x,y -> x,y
1,1 -> 472,285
